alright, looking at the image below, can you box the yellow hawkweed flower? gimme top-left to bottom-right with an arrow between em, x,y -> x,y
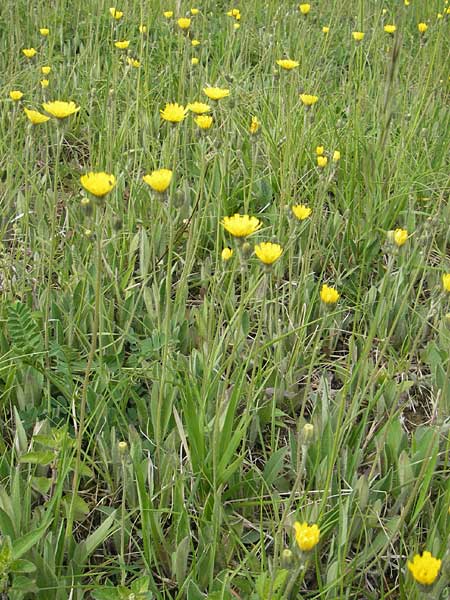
24,108 -> 50,124
160,102 -> 188,123
221,247 -> 233,261
203,87 -> 230,100
292,204 -> 312,220
187,102 -> 211,114
300,94 -> 318,106
39,28 -> 50,36
320,284 -> 339,304
10,90 -> 23,101
139,24 -> 147,33
143,169 -> 173,193
233,23 -> 240,30
352,31 -> 365,41
109,7 -> 123,19
249,116 -> 260,134
221,214 -> 262,238
227,9 -> 240,18
332,150 -> 341,162
294,522 -> 320,551
299,4 -> 311,15
254,242 -> 283,265
418,22 -> 428,33
322,26 -> 330,33
23,48 -> 37,58
407,552 -> 441,586
316,146 -> 324,156
404,0 -> 410,4
163,11 -> 174,18
191,57 -> 199,65
127,57 -> 141,67
41,66 -> 51,74
276,59 -> 299,70
442,273 -> 450,292
191,39 -> 201,46
393,228 -> 408,247
437,13 -> 443,18
194,115 -> 213,129
115,40 -> 130,49
40,79 -> 49,88
191,8 -> 200,15
80,172 -> 116,198
384,25 -> 396,34
42,100 -> 80,118
177,18 -> 191,30
317,156 -> 328,168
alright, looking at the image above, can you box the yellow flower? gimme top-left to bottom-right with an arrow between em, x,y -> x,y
203,87 -> 230,101
194,115 -> 213,129
254,242 -> 283,265
322,26 -> 330,33
442,273 -> 450,292
316,146 -> 324,156
24,108 -> 50,124
23,48 -> 37,58
418,22 -> 428,33
294,522 -> 320,551
42,100 -> 80,118
163,11 -> 174,18
143,169 -> 173,193
299,4 -> 311,15
404,0 -> 410,4
408,552 -> 441,586
187,102 -> 211,114
80,172 -> 116,198
437,13 -> 443,19
191,8 -> 200,15
139,24 -> 147,33
39,28 -> 50,36
178,18 -> 191,30
276,59 -> 299,70
393,228 -> 408,247
221,247 -> 233,261
333,150 -> 341,162
320,284 -> 339,304
115,40 -> 130,49
191,57 -> 199,65
109,7 -> 123,19
234,23 -> 240,30
127,57 -> 141,67
227,9 -> 241,18
317,156 -> 328,168
352,31 -> 365,41
384,25 -> 396,33
41,66 -> 51,74
249,116 -> 260,134
222,214 -> 262,238
40,79 -> 49,88
160,102 -> 188,123
10,90 -> 23,101
300,94 -> 318,106
191,39 -> 201,46
292,204 -> 312,220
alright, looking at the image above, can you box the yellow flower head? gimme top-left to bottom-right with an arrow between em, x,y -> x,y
332,150 -> 341,162
292,204 -> 312,220
42,100 -> 80,118
317,156 -> 328,168
442,273 -> 450,292
299,4 -> 311,15
191,8 -> 200,15
40,28 -> 50,36
418,22 -> 428,33
10,90 -> 23,101
437,13 -> 443,18
127,57 -> 141,67
24,108 -> 50,124
160,102 -> 188,123
80,172 -> 116,198
384,25 -> 396,34
276,59 -> 299,70
393,228 -> 408,247
191,39 -> 201,46
254,242 -> 283,265
23,48 -> 37,58
320,284 -> 339,304
294,522 -> 320,551
250,116 -> 260,134
194,115 -> 213,129
187,101 -> 211,114
191,57 -> 199,65
234,22 -> 240,29
109,7 -> 123,19
143,169 -> 173,193
227,9 -> 241,18
300,94 -> 318,106
203,87 -> 230,101
40,79 -> 49,88
178,17 -> 191,30
222,214 -> 262,238
408,552 -> 441,586
322,26 -> 330,33
163,11 -> 174,18
115,40 -> 130,49
221,247 -> 233,261
352,31 -> 365,41
316,145 -> 324,156
41,66 -> 51,74
139,24 -> 147,33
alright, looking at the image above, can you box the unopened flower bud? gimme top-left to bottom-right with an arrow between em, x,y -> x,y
118,441 -> 128,455
302,423 -> 314,442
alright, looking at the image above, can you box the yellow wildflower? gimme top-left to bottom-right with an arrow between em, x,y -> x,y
316,146 -> 324,156
276,59 -> 299,70
203,87 -> 230,100
222,214 -> 262,238
24,108 -> 50,124
109,7 -> 123,19
320,284 -> 339,304
187,102 -> 211,114
40,79 -> 49,88
23,48 -> 37,58
42,100 -> 80,118
418,22 -> 428,33
80,172 -> 116,198
384,25 -> 396,34
292,204 -> 312,220
160,102 -> 188,123
143,169 -> 173,193
442,273 -> 450,292
191,39 -> 201,46
234,23 -> 240,30
352,31 -> 365,41
115,40 -> 130,49
163,11 -> 174,18
127,57 -> 141,67
254,242 -> 283,265
41,66 -> 51,74
10,90 -> 23,101
227,9 -> 241,19
407,552 -> 441,586
300,94 -> 318,106
317,156 -> 328,168
393,228 -> 408,247
322,26 -> 330,33
139,24 -> 147,33
299,4 -> 311,15
194,115 -> 213,129
191,57 -> 199,65
250,116 -> 260,134
39,28 -> 50,36
191,8 -> 200,15
294,522 -> 320,551
177,18 -> 191,30
221,247 -> 233,261
332,150 -> 341,162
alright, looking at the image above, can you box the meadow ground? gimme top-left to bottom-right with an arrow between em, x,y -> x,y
0,0 -> 449,598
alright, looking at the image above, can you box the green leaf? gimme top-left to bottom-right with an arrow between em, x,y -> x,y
7,301 -> 43,353
10,558 -> 36,574
263,447 -> 288,486
12,520 -> 52,560
20,451 -> 54,466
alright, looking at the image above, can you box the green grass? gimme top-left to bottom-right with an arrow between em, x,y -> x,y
0,0 -> 449,598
